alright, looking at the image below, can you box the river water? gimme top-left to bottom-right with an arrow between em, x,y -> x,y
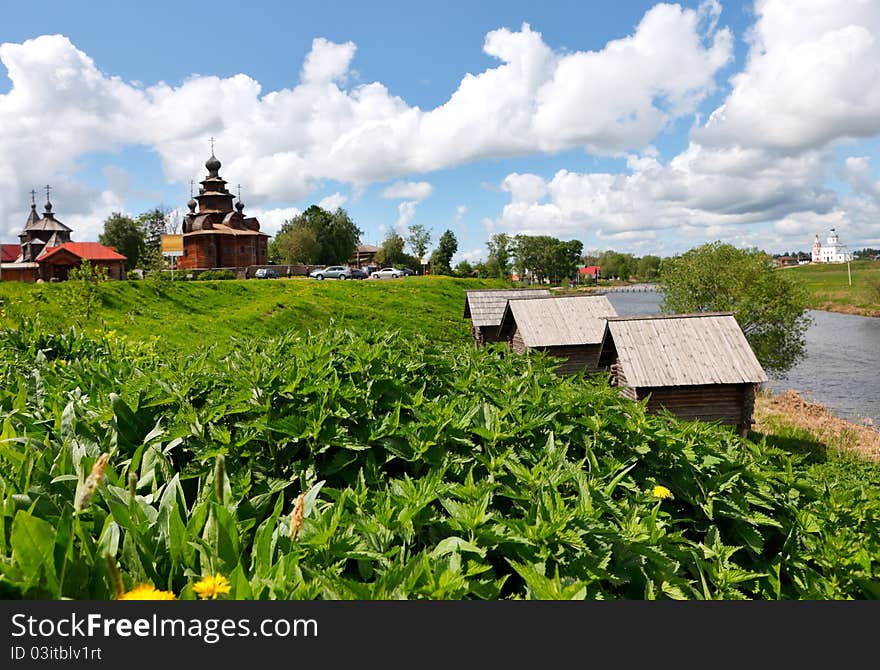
605,291 -> 880,425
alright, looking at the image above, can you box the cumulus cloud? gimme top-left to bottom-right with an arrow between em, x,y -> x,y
487,0 -> 880,253
317,192 -> 348,211
394,201 -> 419,233
697,0 -> 880,151
0,2 -> 732,240
454,205 -> 467,221
381,181 -> 433,201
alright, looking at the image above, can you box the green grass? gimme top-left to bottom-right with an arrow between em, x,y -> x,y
781,260 -> 880,315
0,276 -> 507,354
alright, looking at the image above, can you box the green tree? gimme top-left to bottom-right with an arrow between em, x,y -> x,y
636,254 -> 662,280
431,229 -> 458,275
597,250 -> 636,281
513,235 -> 583,284
486,233 -> 512,278
269,206 -> 362,266
99,212 -> 145,271
406,223 -> 431,264
658,241 -> 811,375
375,232 -> 407,267
454,260 -> 474,277
137,207 -> 168,252
271,226 -> 320,264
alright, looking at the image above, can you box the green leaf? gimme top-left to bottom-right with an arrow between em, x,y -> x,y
11,511 -> 59,595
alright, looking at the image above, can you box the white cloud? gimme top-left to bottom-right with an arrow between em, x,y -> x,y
317,192 -> 348,211
454,205 -> 467,221
381,181 -> 433,201
394,201 -> 419,233
697,0 -> 880,152
247,206 -> 301,237
0,4 -> 732,240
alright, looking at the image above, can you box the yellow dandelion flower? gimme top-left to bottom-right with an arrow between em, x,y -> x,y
652,485 -> 672,500
193,574 -> 231,600
57,359 -> 68,366
118,584 -> 176,600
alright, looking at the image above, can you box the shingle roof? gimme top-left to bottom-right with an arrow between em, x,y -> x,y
38,242 -> 126,262
463,288 -> 552,326
601,313 -> 768,387
499,295 -> 617,347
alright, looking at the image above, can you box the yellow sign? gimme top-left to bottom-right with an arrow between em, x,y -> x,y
161,234 -> 183,256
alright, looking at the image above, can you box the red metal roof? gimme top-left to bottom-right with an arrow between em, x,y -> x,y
579,265 -> 600,275
37,242 -> 126,262
1,244 -> 19,262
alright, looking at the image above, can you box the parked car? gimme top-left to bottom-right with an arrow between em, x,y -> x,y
401,267 -> 416,276
350,268 -> 368,279
309,265 -> 351,280
254,268 -> 278,279
371,267 -> 403,279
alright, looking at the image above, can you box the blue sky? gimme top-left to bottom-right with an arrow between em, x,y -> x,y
1,0 -> 878,263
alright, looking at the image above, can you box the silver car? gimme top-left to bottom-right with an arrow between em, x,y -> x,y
309,265 -> 351,280
371,267 -> 403,279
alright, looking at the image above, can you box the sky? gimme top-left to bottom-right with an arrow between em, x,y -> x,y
1,0 -> 879,265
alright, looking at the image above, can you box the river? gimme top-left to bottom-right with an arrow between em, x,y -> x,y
604,290 -> 880,425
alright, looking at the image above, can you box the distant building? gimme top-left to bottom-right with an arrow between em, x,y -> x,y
1,191 -> 124,282
349,244 -> 379,268
178,151 -> 269,272
37,242 -> 126,281
811,228 -> 852,263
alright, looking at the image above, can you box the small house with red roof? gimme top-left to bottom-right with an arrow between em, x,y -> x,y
579,265 -> 600,280
37,242 -> 127,281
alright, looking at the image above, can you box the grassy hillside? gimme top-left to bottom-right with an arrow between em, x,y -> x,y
780,260 -> 880,316
0,276 -> 506,353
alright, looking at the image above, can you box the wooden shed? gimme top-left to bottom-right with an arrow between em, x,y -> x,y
597,312 -> 768,435
463,288 -> 551,346
497,294 -> 617,374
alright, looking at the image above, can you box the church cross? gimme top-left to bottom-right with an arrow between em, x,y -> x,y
45,184 -> 52,203
30,189 -> 36,206
209,136 -> 215,155
190,180 -> 195,198
237,184 -> 242,200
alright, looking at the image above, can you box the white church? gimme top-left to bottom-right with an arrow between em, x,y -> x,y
811,228 -> 853,263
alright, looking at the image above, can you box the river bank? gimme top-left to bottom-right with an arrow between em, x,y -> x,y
753,388 -> 880,463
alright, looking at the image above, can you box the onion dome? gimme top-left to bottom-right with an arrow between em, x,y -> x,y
205,154 -> 221,176
188,197 -> 197,212
235,200 -> 244,213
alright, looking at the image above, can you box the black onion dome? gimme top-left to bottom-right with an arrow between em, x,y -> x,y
205,154 -> 221,174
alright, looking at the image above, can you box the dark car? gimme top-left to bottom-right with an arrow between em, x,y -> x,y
254,268 -> 278,279
350,268 -> 368,279
401,267 -> 416,276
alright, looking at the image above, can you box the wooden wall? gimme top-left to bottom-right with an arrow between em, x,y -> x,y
635,383 -> 756,433
543,344 -> 602,375
180,234 -> 268,270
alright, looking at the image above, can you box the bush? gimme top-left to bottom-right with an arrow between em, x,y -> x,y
196,269 -> 236,280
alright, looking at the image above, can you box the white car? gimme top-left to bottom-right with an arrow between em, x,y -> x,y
371,267 -> 403,279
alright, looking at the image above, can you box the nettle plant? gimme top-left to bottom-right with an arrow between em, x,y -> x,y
0,323 -> 878,600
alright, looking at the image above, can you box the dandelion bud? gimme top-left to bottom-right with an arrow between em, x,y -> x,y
215,454 -> 226,505
75,453 -> 109,512
128,472 -> 137,500
290,493 -> 304,540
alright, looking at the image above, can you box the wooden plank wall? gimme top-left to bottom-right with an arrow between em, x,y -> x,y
636,383 -> 751,427
544,344 -> 602,375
